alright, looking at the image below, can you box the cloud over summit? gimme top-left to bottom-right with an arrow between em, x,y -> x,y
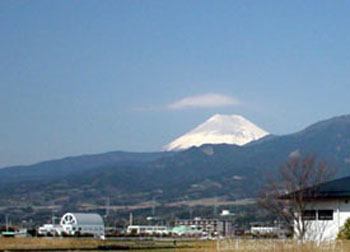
168,94 -> 240,110
133,93 -> 240,112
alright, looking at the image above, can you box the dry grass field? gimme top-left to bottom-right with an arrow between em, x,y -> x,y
215,239 -> 350,252
0,238 -> 195,251
0,238 -> 101,250
1,238 -> 350,251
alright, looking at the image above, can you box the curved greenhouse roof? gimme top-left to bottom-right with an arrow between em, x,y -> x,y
60,212 -> 104,226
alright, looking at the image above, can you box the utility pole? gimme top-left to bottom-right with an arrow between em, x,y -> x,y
152,196 -> 156,216
52,209 -> 57,225
189,206 -> 193,219
5,214 -> 9,232
105,197 -> 110,219
129,212 -> 133,226
213,197 -> 218,217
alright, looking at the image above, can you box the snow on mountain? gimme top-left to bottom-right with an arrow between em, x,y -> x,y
163,114 -> 269,151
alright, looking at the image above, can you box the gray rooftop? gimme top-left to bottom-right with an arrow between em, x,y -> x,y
67,213 -> 104,225
283,176 -> 350,200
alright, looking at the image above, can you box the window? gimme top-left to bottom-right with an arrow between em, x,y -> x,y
318,210 -> 333,220
302,210 -> 316,220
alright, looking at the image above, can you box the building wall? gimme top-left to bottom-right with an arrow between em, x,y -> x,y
59,213 -> 105,238
126,225 -> 168,235
61,224 -> 104,237
298,199 -> 350,241
174,218 -> 234,237
38,224 -> 63,235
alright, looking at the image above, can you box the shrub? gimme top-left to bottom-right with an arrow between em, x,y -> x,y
338,218 -> 350,239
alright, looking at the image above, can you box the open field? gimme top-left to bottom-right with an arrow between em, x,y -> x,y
0,238 -> 199,251
2,238 -> 350,251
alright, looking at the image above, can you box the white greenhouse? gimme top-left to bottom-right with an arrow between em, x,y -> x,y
60,212 -> 105,238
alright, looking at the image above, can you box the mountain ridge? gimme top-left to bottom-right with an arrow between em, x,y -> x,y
1,114 -> 350,219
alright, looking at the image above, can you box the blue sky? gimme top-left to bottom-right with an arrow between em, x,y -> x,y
1,0 -> 350,167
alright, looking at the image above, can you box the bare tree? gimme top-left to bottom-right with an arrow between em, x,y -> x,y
258,154 -> 336,240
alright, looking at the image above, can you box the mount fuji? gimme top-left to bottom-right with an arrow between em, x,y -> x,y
2,114 -> 350,222
163,114 -> 269,151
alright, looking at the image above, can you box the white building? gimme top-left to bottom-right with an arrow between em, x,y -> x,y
286,176 -> 350,241
250,226 -> 282,235
38,224 -> 63,236
60,212 -> 105,238
126,225 -> 169,235
174,217 -> 234,237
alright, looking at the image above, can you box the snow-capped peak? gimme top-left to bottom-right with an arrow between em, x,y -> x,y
163,114 -> 269,151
